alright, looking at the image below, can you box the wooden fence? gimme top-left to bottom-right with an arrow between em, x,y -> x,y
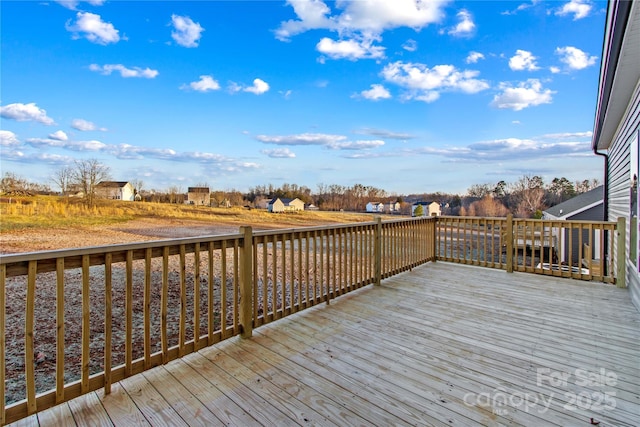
0,215 -> 623,425
436,215 -> 625,285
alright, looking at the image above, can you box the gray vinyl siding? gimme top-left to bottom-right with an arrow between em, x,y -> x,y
607,79 -> 640,311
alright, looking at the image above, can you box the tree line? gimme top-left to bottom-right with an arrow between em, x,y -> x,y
1,160 -> 600,218
462,175 -> 600,218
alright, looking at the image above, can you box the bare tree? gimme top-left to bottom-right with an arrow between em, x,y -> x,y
467,183 -> 493,198
52,166 -> 74,196
0,172 -> 27,193
575,178 -> 600,194
130,179 -> 144,200
167,185 -> 183,204
469,195 -> 510,217
71,159 -> 111,206
510,175 -> 546,218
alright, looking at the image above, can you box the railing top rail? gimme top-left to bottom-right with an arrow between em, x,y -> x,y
513,218 -> 615,226
438,215 -> 509,221
0,232 -> 244,265
251,221 -> 378,237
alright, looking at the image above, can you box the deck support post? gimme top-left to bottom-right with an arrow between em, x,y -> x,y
506,214 -> 514,273
616,217 -> 626,288
239,226 -> 254,338
374,217 -> 382,286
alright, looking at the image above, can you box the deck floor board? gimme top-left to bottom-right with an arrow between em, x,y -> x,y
10,262 -> 640,426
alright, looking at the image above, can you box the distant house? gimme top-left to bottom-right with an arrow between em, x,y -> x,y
96,181 -> 135,201
384,201 -> 401,213
543,186 -> 604,221
591,0 -> 640,310
543,186 -> 604,265
305,203 -> 319,211
412,201 -> 441,217
187,187 -> 210,206
366,202 -> 384,213
268,197 -> 305,213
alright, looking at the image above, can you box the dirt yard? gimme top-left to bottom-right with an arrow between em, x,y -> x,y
0,218 -> 274,254
1,216 -> 355,405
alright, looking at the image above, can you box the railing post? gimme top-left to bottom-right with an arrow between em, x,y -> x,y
374,217 -> 382,286
239,226 -> 254,338
432,217 -> 438,262
506,214 -> 514,273
616,217 -> 626,288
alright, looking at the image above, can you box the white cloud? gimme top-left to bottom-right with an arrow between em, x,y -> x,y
448,10 -> 475,37
466,51 -> 485,64
556,0 -> 592,20
72,118 -> 106,131
66,12 -> 120,45
316,37 -> 385,60
0,102 -> 56,125
555,46 -> 597,70
355,128 -> 415,140
245,78 -> 270,95
356,84 -> 391,101
539,131 -> 592,139
276,0 -> 448,42
182,75 -> 220,92
329,140 -> 385,150
257,132 -> 384,152
491,79 -> 555,111
89,63 -> 159,78
399,130 -> 593,163
26,137 -> 107,151
49,130 -> 68,141
230,78 -> 270,95
55,1 -> 105,10
0,149 -> 75,165
0,130 -> 20,146
509,50 -> 539,71
402,39 -> 417,52
381,61 -> 489,102
261,148 -> 296,158
502,1 -> 540,16
257,133 -> 347,146
171,14 -> 204,48
550,66 -> 561,74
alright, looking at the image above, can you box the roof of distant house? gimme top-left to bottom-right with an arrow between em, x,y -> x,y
544,186 -> 604,219
188,187 -> 210,193
97,181 -> 129,188
268,197 -> 299,205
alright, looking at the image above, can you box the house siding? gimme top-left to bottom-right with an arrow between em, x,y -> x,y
607,79 -> 640,310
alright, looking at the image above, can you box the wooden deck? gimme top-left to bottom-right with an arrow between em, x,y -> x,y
9,262 -> 640,426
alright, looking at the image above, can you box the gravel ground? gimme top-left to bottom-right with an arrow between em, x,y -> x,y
1,218 -> 276,404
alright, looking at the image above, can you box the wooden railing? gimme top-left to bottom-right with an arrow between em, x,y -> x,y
0,217 -> 436,425
436,215 -> 625,285
0,215 -> 623,425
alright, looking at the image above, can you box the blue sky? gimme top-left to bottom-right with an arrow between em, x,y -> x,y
1,0 -> 606,195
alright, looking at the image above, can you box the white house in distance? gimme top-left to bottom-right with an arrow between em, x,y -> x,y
187,187 -> 210,205
384,201 -> 401,213
366,202 -> 384,213
268,197 -> 305,213
591,0 -> 639,310
412,201 -> 441,217
95,181 -> 135,201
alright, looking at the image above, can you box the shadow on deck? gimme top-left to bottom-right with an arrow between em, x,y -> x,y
12,262 -> 640,426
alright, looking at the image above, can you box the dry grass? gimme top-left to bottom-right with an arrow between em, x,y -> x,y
0,196 -> 379,232
0,196 -> 393,253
